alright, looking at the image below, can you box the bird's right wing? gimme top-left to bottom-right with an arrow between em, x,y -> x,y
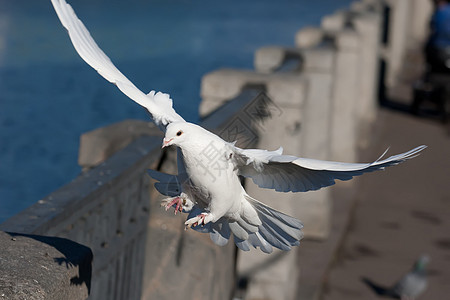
51,0 -> 185,128
233,145 -> 427,193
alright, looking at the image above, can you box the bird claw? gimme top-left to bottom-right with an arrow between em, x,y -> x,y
185,213 -> 210,229
161,193 -> 194,215
160,196 -> 183,215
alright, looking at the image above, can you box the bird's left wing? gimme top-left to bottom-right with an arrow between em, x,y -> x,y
233,145 -> 427,193
50,0 -> 185,128
147,149 -> 189,196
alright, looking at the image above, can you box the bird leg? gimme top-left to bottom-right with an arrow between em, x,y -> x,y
160,193 -> 193,215
185,212 -> 213,228
161,196 -> 182,214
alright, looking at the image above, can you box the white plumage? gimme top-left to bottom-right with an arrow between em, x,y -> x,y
51,0 -> 427,253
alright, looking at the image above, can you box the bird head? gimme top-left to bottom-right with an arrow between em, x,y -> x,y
162,122 -> 188,148
162,122 -> 222,151
414,255 -> 430,272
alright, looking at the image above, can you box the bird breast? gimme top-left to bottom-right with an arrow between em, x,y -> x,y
180,140 -> 237,190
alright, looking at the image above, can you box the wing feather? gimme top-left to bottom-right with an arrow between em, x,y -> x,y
234,145 -> 427,193
51,0 -> 185,127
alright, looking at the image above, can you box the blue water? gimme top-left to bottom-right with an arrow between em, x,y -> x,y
0,0 -> 352,223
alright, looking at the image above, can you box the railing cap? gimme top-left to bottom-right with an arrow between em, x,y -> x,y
0,231 -> 92,300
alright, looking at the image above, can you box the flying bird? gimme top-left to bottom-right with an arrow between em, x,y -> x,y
50,0 -> 427,253
362,255 -> 429,300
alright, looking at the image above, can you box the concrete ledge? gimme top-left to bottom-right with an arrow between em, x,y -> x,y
78,119 -> 161,169
254,46 -> 288,74
0,231 -> 92,300
321,11 -> 348,32
295,27 -> 324,49
200,68 -> 305,116
254,46 -> 335,75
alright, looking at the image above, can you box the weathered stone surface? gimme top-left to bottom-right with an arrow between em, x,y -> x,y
254,46 -> 287,74
254,32 -> 360,165
78,119 -> 161,169
321,11 -> 347,32
1,134 -> 163,300
296,47 -> 335,240
352,12 -> 381,147
295,27 -> 324,49
1,92 -> 258,300
0,231 -> 92,300
329,29 -> 361,163
200,68 -> 306,117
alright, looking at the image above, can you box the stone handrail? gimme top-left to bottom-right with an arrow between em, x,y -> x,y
0,89 -> 263,300
0,231 -> 92,300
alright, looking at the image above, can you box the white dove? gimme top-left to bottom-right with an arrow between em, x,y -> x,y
50,0 -> 427,253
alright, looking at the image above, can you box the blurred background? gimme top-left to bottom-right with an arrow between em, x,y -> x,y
1,1 -> 450,300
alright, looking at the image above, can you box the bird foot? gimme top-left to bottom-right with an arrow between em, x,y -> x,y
161,193 -> 194,215
161,196 -> 183,215
185,213 -> 212,229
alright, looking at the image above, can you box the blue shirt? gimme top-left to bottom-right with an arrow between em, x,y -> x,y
430,4 -> 450,47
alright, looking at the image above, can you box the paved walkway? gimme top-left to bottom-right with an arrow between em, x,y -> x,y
321,107 -> 450,299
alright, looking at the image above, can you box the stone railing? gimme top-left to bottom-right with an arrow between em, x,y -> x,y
0,1 -> 433,300
380,0 -> 433,88
0,231 -> 92,300
0,89 -> 266,300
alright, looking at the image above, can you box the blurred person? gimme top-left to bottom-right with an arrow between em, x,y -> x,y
425,0 -> 450,73
412,0 -> 450,121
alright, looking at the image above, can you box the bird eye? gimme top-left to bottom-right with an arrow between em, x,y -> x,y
176,130 -> 183,136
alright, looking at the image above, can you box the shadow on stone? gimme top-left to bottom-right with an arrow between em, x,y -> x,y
7,232 -> 93,294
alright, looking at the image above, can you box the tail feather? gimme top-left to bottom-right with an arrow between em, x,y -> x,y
237,218 -> 259,233
210,221 -> 231,247
258,212 -> 303,244
247,232 -> 273,254
190,195 -> 304,253
259,219 -> 300,248
258,225 -> 292,251
229,222 -> 249,240
234,237 -> 251,251
247,197 -> 304,231
227,195 -> 304,253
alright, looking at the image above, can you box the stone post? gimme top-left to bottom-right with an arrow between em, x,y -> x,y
329,30 -> 361,163
294,47 -> 335,239
384,0 -> 410,88
295,27 -> 324,49
352,11 -> 382,146
321,10 -> 348,33
408,0 -> 433,46
201,68 -> 308,300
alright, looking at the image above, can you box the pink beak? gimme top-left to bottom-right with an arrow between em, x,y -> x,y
162,138 -> 173,148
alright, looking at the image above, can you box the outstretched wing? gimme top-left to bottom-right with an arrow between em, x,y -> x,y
50,0 -> 185,128
233,145 -> 427,193
147,149 -> 189,196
